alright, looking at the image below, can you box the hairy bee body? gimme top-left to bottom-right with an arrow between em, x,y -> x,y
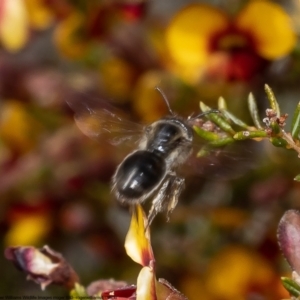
112,116 -> 193,224
67,88 -> 218,226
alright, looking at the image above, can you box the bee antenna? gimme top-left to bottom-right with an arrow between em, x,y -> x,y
191,109 -> 220,120
155,86 -> 174,115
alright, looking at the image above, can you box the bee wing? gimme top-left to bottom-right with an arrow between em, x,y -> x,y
186,139 -> 258,180
67,92 -> 144,146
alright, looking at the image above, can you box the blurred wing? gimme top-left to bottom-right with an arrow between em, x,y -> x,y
186,140 -> 259,180
67,92 -> 144,146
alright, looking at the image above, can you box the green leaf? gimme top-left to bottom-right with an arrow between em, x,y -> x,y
248,93 -> 263,129
264,84 -> 280,116
291,102 -> 300,139
193,125 -> 220,141
294,174 -> 300,181
218,96 -> 227,110
208,137 -> 235,147
281,277 -> 300,297
270,137 -> 288,148
200,102 -> 235,135
233,130 -> 268,140
221,109 -> 249,129
70,283 -> 89,299
269,119 -> 281,135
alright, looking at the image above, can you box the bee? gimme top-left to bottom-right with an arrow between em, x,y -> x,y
68,88 -> 218,226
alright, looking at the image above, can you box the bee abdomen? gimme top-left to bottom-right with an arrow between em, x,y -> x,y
113,150 -> 166,202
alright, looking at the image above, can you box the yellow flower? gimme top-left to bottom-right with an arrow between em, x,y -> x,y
166,1 -> 296,83
132,71 -> 170,123
5,214 -> 51,246
124,205 -> 188,300
53,11 -> 89,59
53,3 -> 116,59
125,205 -> 156,300
205,246 -> 275,299
125,204 -> 154,267
0,100 -> 43,153
24,0 -> 53,29
0,0 -> 53,52
100,57 -> 135,103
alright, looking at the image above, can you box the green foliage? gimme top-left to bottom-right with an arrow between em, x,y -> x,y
281,277 -> 300,298
70,283 -> 90,300
197,85 -> 300,298
291,102 -> 300,139
195,84 -> 300,179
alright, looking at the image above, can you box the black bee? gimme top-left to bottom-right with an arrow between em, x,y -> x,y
68,87 -> 218,226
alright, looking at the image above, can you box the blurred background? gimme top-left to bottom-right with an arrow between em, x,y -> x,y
1,0 -> 300,299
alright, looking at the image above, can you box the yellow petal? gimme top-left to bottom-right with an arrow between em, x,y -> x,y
166,4 -> 229,68
53,11 -> 88,59
205,246 -> 274,299
0,100 -> 42,153
180,275 -> 212,300
168,63 -> 207,85
100,57 -> 134,103
136,266 -> 156,300
124,205 -> 154,266
0,0 -> 29,51
132,71 -> 169,122
5,215 -> 51,246
24,0 -> 53,29
236,0 -> 296,59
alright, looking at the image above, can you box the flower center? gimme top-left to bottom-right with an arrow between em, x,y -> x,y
218,33 -> 248,50
210,27 -> 255,53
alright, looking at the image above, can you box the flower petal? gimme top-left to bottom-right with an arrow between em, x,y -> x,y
87,279 -> 128,296
236,0 -> 296,59
5,214 -> 51,246
53,11 -> 88,59
0,100 -> 42,153
101,285 -> 136,300
100,57 -> 135,102
136,266 -> 156,300
124,205 -> 154,267
166,4 -> 229,67
278,209 -> 300,274
5,245 -> 79,290
0,0 -> 29,51
24,0 -> 53,29
132,71 -> 169,123
205,246 -> 274,299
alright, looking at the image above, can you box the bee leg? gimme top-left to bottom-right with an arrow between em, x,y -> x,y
147,174 -> 185,227
165,176 -> 185,222
147,180 -> 170,228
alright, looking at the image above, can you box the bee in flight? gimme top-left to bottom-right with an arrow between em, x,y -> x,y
68,88 -> 218,226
